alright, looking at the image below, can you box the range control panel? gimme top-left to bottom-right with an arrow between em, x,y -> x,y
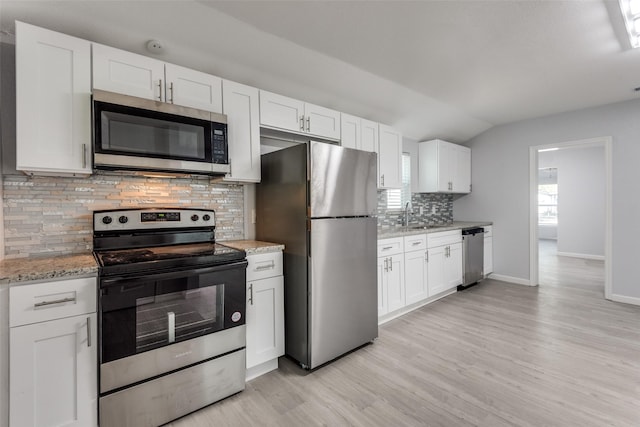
94,209 -> 215,232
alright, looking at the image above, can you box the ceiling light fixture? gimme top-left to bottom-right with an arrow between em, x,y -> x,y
619,0 -> 640,48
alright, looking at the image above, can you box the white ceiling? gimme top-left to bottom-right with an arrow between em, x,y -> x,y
2,0 -> 640,143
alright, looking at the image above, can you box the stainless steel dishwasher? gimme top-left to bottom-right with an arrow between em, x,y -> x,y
460,227 -> 485,288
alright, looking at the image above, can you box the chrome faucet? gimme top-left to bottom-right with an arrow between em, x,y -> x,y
403,202 -> 411,226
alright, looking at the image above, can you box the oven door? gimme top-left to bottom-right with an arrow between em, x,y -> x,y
99,260 -> 246,365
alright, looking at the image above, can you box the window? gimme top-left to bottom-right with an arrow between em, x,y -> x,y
538,168 -> 558,225
386,153 -> 411,210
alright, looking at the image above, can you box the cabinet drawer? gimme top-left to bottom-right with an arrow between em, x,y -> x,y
427,230 -> 462,248
10,277 -> 97,327
484,226 -> 493,238
404,234 -> 427,252
377,237 -> 404,257
246,251 -> 283,281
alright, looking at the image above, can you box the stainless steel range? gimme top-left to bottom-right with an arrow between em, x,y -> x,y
93,208 -> 247,427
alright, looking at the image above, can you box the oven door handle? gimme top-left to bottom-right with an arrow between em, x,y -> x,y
100,260 -> 248,288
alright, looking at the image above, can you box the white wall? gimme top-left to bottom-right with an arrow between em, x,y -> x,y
538,147 -> 605,257
454,97 -> 640,300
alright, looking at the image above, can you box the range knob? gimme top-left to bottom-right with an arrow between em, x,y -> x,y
202,214 -> 211,222
102,216 -> 113,225
191,214 -> 199,222
118,216 -> 128,224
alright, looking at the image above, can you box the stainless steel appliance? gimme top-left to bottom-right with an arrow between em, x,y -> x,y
93,90 -> 229,175
460,227 -> 485,288
93,208 -> 247,427
256,141 -> 378,369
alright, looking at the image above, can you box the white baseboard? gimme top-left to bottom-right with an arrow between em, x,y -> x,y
488,273 -> 532,286
610,293 -> 640,307
378,288 -> 457,325
556,251 -> 605,261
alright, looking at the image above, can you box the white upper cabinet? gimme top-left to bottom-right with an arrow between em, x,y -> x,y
16,21 -> 92,176
92,44 -> 164,101
92,44 -> 222,113
259,90 -> 340,140
418,139 -> 471,193
340,113 -> 360,149
378,124 -> 402,189
340,114 -> 379,154
165,63 -> 222,113
360,119 -> 379,153
222,80 -> 261,183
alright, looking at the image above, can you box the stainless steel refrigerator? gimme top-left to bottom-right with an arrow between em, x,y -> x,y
256,141 -> 378,369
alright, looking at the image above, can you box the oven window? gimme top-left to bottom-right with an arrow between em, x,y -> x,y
136,286 -> 223,353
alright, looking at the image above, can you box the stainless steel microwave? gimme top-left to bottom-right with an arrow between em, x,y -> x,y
92,90 -> 229,175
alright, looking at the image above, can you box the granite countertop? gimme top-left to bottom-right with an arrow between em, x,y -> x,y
0,253 -> 98,285
378,221 -> 493,239
222,240 -> 284,254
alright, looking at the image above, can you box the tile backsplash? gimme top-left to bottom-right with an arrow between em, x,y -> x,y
377,190 -> 453,227
2,173 -> 244,258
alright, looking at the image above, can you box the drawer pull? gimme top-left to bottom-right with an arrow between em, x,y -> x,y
411,241 -> 421,246
254,262 -> 275,271
33,296 -> 76,308
382,246 -> 394,250
86,317 -> 92,347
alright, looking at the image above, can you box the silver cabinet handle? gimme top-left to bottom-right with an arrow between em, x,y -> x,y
382,246 -> 393,250
82,144 -> 87,169
381,174 -> 385,186
412,241 -> 421,246
300,115 -> 305,131
248,283 -> 254,305
254,262 -> 275,271
34,296 -> 76,308
86,317 -> 91,347
169,81 -> 174,103
158,79 -> 163,101
167,312 -> 175,343
306,116 -> 310,132
425,251 -> 429,262
389,257 -> 393,272
384,258 -> 388,272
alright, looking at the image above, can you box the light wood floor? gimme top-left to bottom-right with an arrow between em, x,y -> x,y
170,245 -> 640,427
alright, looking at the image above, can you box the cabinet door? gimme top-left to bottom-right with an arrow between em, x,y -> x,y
259,90 -> 305,133
445,243 -> 463,290
305,103 -> 341,140
378,124 -> 403,189
222,80 -> 261,182
454,145 -> 471,193
377,257 -> 387,316
340,113 -> 360,149
92,43 -> 165,101
484,236 -> 493,275
246,276 -> 284,369
427,246 -> 447,296
439,141 -> 455,192
386,254 -> 405,312
165,63 -> 222,113
360,119 -> 379,153
10,313 -> 97,427
16,21 -> 92,176
404,250 -> 429,305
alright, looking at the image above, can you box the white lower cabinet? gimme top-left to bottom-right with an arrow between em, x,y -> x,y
9,277 -> 97,427
379,230 -> 463,321
427,231 -> 463,296
484,226 -> 493,275
245,251 -> 284,380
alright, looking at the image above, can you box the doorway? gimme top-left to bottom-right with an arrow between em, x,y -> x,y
528,137 -> 612,299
